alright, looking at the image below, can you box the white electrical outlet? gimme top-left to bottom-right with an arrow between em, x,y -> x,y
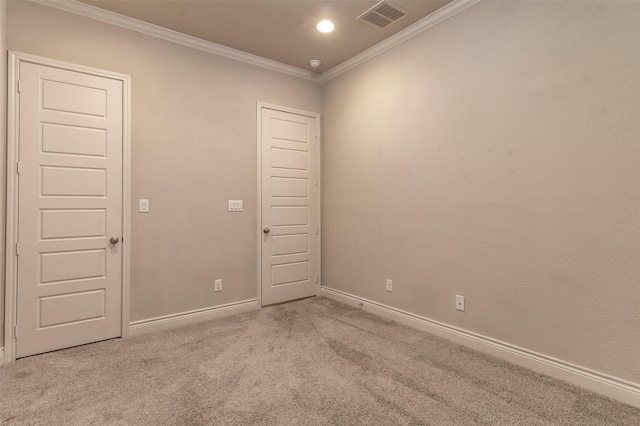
139,199 -> 149,213
456,295 -> 465,311
386,279 -> 393,292
214,279 -> 222,292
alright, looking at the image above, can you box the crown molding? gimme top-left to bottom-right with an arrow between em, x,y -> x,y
31,0 -> 481,85
30,0 -> 320,82
320,0 -> 481,83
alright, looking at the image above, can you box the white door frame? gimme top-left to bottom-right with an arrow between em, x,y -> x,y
256,102 -> 321,307
3,51 -> 132,363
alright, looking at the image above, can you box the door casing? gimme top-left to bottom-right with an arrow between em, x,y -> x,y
3,51 -> 132,363
256,102 -> 321,307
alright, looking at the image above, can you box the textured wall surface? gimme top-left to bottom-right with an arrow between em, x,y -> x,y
0,0 -> 7,345
5,1 -> 321,323
322,1 -> 640,382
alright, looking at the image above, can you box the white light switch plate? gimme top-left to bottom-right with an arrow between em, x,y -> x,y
228,200 -> 243,212
139,199 -> 149,213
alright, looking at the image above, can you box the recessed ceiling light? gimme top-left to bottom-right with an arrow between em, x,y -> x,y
317,20 -> 334,33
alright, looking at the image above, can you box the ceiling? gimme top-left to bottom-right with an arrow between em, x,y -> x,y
79,1 -> 454,74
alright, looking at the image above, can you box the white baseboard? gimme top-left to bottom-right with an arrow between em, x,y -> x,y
321,286 -> 640,408
129,299 -> 258,337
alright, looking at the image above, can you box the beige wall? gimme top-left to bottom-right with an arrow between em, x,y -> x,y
0,0 -> 7,345
4,1 -> 321,326
322,1 -> 640,382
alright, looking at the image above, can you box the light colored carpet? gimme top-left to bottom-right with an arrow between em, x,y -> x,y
0,297 -> 638,425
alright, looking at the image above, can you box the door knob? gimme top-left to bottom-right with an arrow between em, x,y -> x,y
263,228 -> 270,235
110,236 -> 120,244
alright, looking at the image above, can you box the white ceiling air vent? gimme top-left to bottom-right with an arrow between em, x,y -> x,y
358,0 -> 408,29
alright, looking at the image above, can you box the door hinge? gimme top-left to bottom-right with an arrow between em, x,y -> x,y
17,161 -> 21,174
315,275 -> 318,284
16,242 -> 19,256
14,325 -> 18,338
17,81 -> 21,93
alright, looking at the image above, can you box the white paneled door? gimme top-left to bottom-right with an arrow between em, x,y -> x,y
261,107 -> 318,306
16,62 -> 124,358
